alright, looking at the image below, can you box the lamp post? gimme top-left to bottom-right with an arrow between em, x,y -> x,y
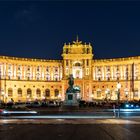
117,82 -> 121,118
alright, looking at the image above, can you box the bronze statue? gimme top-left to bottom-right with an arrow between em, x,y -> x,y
68,74 -> 74,88
66,74 -> 75,93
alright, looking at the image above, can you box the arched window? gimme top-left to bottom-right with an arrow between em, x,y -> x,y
45,89 -> 50,97
36,89 -> 41,97
66,48 -> 68,54
75,62 -> 81,67
27,88 -> 32,97
8,88 -> 13,97
87,48 -> 89,54
18,88 -> 22,97
54,89 -> 59,97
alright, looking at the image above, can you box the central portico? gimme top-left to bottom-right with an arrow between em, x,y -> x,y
61,37 -> 93,100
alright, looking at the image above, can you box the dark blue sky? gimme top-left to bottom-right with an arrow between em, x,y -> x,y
0,0 -> 140,60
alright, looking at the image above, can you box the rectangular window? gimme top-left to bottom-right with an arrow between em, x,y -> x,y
37,66 -> 40,71
87,60 -> 89,66
66,60 -> 68,66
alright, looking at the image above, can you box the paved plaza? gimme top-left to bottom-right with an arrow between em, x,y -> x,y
0,119 -> 140,140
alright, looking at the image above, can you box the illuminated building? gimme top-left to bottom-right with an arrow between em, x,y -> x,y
0,38 -> 140,102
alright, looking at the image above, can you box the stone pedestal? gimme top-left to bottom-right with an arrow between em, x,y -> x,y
63,74 -> 79,107
63,92 -> 79,106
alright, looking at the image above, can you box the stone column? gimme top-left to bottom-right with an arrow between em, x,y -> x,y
120,65 -> 123,80
102,66 -> 104,80
84,59 -> 86,76
12,64 -> 14,79
110,66 -> 113,80
14,64 -> 16,79
51,66 -> 54,81
2,63 -> 4,79
104,66 -> 106,81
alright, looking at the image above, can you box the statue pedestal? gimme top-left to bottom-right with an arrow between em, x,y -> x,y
63,92 -> 79,106
63,74 -> 79,107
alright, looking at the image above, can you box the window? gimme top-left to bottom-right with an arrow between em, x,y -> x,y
87,48 -> 89,54
18,76 -> 21,80
75,62 -> 81,67
54,89 -> 59,97
66,48 -> 68,54
8,65 -> 11,70
55,77 -> 58,81
18,88 -> 22,97
107,77 -> 110,81
98,77 -> 101,81
27,88 -> 32,97
36,89 -> 41,97
55,67 -> 58,72
8,88 -> 13,97
66,60 -> 68,66
45,89 -> 50,97
18,66 -> 21,71
37,66 -> 40,71
46,67 -> 49,72
87,60 -> 89,66
117,77 -> 120,80
27,67 -> 30,71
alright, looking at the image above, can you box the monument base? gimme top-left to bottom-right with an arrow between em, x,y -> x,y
63,92 -> 79,107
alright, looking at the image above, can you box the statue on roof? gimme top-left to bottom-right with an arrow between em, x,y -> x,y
73,35 -> 82,45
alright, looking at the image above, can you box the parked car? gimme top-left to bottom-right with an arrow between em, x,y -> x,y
30,101 -> 41,108
13,102 -> 26,108
120,102 -> 140,109
48,101 -> 59,107
41,101 -> 48,107
25,102 -> 33,108
79,100 -> 87,107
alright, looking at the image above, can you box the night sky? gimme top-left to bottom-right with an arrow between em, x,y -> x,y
0,0 -> 140,60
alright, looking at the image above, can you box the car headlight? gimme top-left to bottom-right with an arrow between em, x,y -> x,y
125,104 -> 129,108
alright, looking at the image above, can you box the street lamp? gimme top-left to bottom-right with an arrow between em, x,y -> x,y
116,82 -> 121,118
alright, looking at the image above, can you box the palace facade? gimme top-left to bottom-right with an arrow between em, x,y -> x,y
0,38 -> 140,102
